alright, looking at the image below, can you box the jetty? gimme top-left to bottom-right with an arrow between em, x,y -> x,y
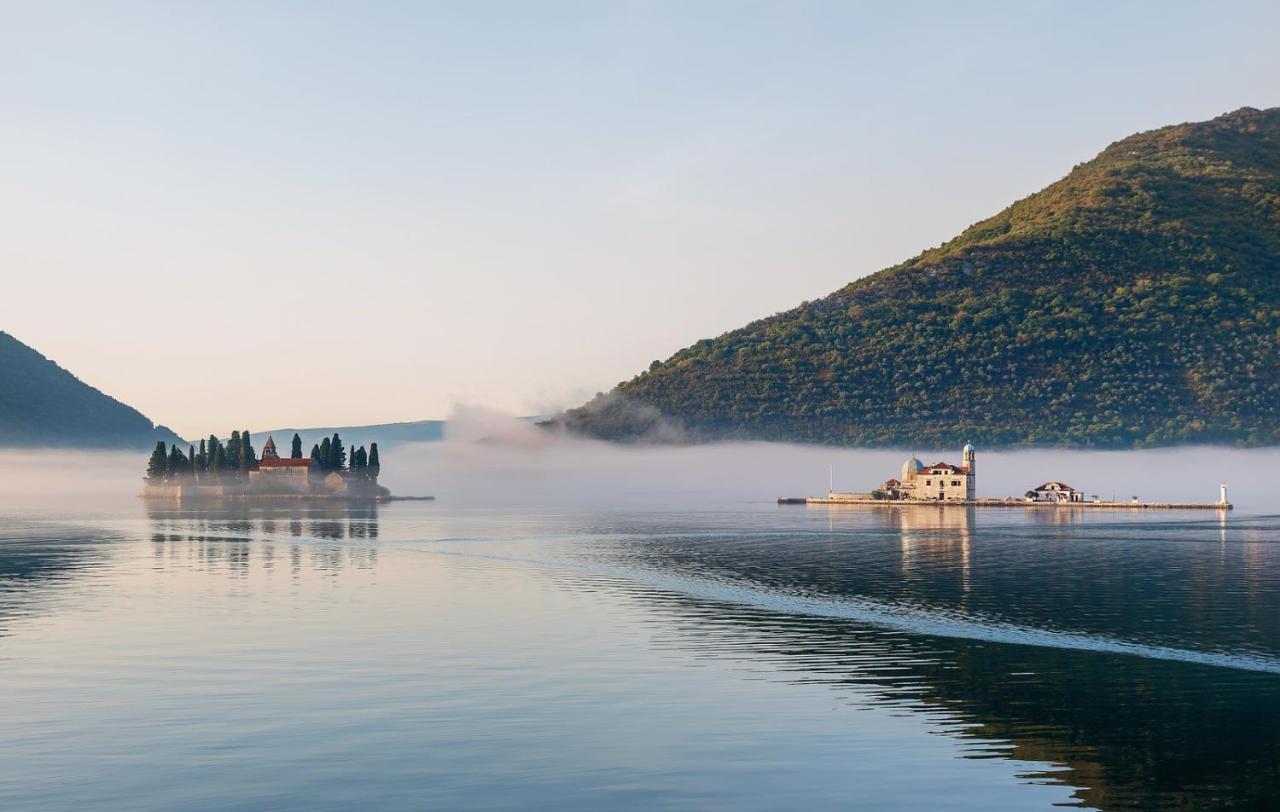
779,496 -> 1231,510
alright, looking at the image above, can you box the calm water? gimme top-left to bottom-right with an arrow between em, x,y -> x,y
3,439 -> 1280,810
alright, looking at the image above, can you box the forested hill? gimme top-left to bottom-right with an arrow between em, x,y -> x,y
0,332 -> 183,449
558,107 -> 1280,448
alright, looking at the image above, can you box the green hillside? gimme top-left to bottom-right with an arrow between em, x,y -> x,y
0,332 -> 183,449
559,107 -> 1280,447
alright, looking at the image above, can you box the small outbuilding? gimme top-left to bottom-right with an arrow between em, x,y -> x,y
1027,481 -> 1084,503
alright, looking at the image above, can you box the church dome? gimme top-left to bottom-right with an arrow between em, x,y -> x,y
901,456 -> 924,480
963,442 -> 975,453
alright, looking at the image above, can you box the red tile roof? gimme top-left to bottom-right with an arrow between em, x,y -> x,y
925,463 -> 970,474
1036,481 -> 1077,491
258,458 -> 315,468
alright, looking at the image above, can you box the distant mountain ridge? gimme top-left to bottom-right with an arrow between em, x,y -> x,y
558,107 -> 1280,448
251,419 -> 445,452
0,331 -> 182,449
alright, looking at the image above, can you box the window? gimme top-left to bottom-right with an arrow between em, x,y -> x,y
925,479 -> 932,486
951,480 -> 960,486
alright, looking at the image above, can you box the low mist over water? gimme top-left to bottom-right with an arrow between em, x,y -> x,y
0,410 -> 1268,513
408,409 -> 1269,509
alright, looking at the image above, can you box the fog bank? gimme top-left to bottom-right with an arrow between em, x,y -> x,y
378,408 -> 1275,512
2,408 -> 1276,514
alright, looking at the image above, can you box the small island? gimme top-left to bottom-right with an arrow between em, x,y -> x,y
780,443 -> 1231,510
142,430 -> 392,501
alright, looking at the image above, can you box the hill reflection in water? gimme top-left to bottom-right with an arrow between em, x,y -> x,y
550,505 -> 1280,809
1,501 -> 1278,810
606,565 -> 1280,810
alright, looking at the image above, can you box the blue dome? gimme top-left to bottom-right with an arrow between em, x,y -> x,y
901,456 -> 925,480
963,443 -> 975,453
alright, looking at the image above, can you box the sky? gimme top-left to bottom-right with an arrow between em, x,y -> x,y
2,1 -> 1278,439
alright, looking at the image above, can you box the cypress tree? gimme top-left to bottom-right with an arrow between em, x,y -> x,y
291,433 -> 303,459
330,433 -> 346,471
212,445 -> 226,473
207,436 -> 219,471
146,441 -> 169,481
310,443 -> 322,462
188,445 -> 197,478
226,431 -> 242,475
168,445 -> 193,476
239,429 -> 253,472
319,437 -> 332,471
198,439 -> 207,471
368,443 -> 380,479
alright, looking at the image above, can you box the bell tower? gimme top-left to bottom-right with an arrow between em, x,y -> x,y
962,442 -> 975,475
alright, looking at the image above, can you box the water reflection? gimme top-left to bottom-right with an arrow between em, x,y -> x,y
611,509 -> 1280,662
4,503 -> 1280,810
883,506 -> 974,598
0,522 -> 111,640
611,580 -> 1280,810
144,502 -> 380,578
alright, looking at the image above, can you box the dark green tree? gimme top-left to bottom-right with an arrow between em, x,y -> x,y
167,444 -> 193,476
368,443 -> 380,479
310,443 -> 322,462
291,433 -> 303,459
239,428 -> 254,472
197,438 -> 207,472
226,431 -> 242,476
145,441 -> 168,481
330,433 -> 346,471
212,445 -> 227,473
318,437 -> 332,471
207,435 -> 220,471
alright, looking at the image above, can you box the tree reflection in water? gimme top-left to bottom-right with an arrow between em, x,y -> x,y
145,502 -> 380,578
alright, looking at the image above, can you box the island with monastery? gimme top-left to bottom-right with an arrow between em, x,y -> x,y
780,443 -> 1232,510
141,430 -> 393,501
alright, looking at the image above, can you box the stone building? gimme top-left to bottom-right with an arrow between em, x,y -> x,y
247,435 -> 320,493
879,444 -> 977,501
1028,481 -> 1084,503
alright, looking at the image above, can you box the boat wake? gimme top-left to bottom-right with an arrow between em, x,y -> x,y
421,542 -> 1280,676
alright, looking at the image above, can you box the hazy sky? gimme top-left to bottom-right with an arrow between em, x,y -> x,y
2,1 -> 1277,438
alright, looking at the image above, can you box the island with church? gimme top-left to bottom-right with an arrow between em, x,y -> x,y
779,443 -> 1231,510
141,430 -> 397,501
